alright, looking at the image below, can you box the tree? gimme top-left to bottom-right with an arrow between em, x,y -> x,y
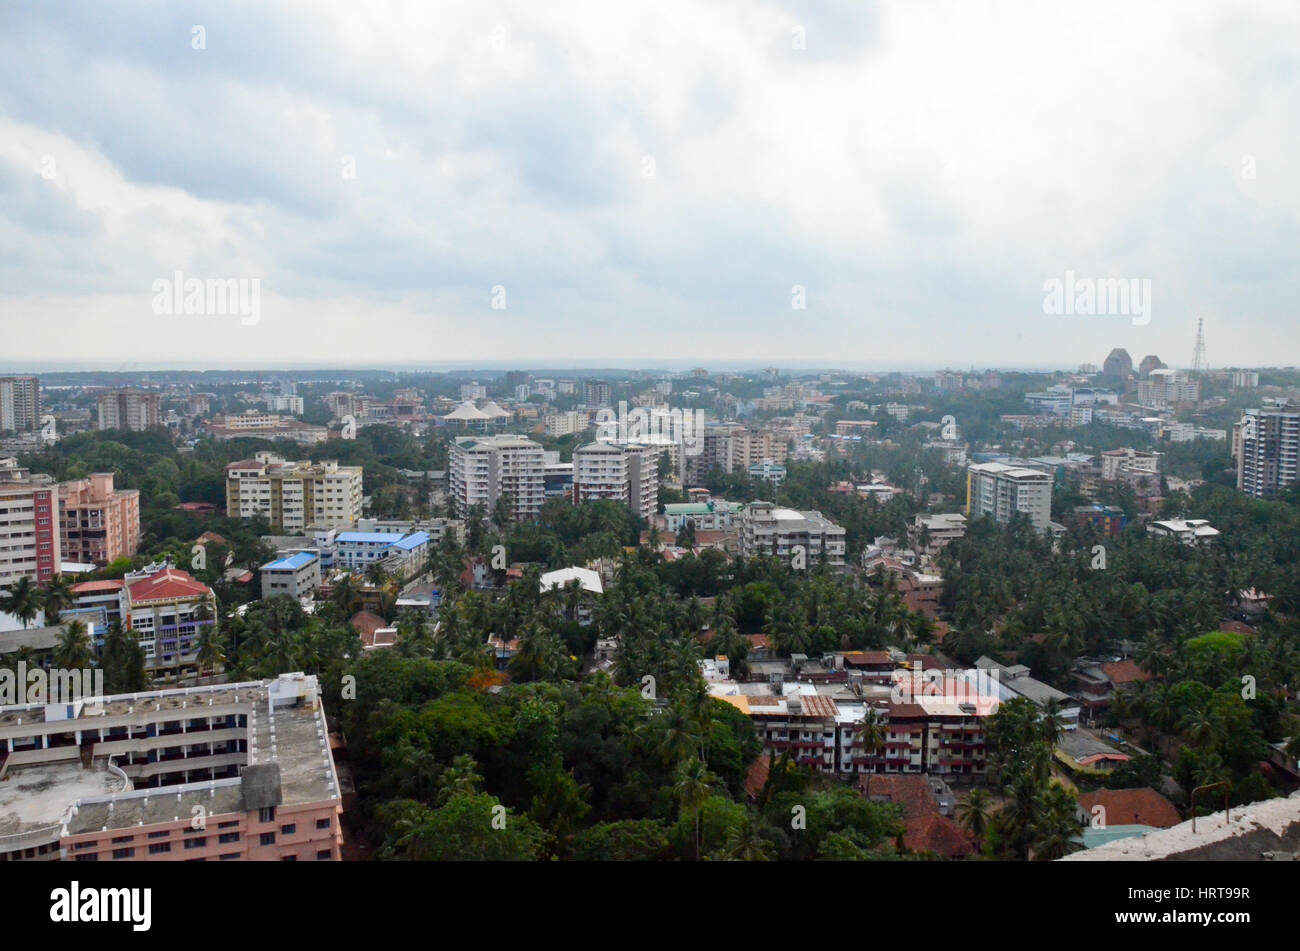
956,788 -> 993,842
42,574 -> 74,623
855,707 -> 888,798
1,577 -> 42,629
54,618 -> 94,670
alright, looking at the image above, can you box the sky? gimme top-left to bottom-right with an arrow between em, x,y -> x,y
1,0 -> 1298,371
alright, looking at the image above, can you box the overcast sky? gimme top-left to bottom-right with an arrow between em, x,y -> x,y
1,0 -> 1297,371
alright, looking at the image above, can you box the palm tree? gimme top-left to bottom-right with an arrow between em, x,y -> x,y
957,788 -> 993,842
194,624 -> 226,683
722,813 -> 776,861
42,574 -> 74,623
673,756 -> 715,861
1039,697 -> 1068,747
54,618 -> 93,670
855,707 -> 888,798
1,577 -> 42,629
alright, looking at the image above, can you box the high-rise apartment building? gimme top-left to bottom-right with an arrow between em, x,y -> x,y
58,473 -> 141,566
97,389 -> 162,431
965,462 -> 1053,531
1237,408 -> 1300,499
0,377 -> 40,432
573,442 -> 659,520
0,673 -> 343,862
449,435 -> 546,520
583,379 -> 612,407
0,459 -> 61,587
225,453 -> 364,532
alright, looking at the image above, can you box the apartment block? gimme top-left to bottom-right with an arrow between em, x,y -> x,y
58,473 -> 141,567
965,462 -> 1052,531
0,674 -> 343,862
0,460 -> 61,587
449,435 -> 546,520
260,551 -> 322,600
1100,448 -> 1160,481
1237,407 -> 1300,499
225,453 -> 364,532
572,442 -> 659,520
97,390 -> 162,432
0,377 -> 40,433
739,501 -> 846,567
123,565 -> 217,674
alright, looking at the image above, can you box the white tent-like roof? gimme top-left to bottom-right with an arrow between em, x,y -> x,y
443,401 -> 491,421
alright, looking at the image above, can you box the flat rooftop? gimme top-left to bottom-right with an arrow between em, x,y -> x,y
0,676 -> 340,837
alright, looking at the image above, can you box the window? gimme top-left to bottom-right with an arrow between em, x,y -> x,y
218,820 -> 239,829
111,835 -> 134,844
184,837 -> 206,849
218,832 -> 240,844
148,843 -> 171,855
73,841 -> 96,850
259,832 -> 276,846
112,848 -> 135,859
317,849 -> 333,860
258,806 -> 276,823
279,823 -> 296,835
219,852 -> 240,861
281,855 -> 297,862
75,854 -> 98,862
315,818 -> 332,830
147,830 -> 169,839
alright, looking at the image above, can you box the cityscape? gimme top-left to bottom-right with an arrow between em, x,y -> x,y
0,0 -> 1296,927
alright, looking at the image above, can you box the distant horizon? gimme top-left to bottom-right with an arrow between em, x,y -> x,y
1,358 -> 1290,379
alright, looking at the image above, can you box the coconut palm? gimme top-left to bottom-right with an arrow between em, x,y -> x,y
42,574 -> 74,623
956,788 -> 993,841
855,707 -> 888,798
1,577 -> 42,629
54,618 -> 94,670
673,756 -> 715,861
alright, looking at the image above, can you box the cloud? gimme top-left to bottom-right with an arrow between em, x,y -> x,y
0,0 -> 1298,368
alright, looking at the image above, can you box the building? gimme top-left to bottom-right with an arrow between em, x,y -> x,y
544,410 -> 588,437
334,531 -> 429,578
0,673 -> 343,862
1102,348 -> 1133,378
1072,504 -> 1127,537
910,512 -> 967,556
1237,407 -> 1300,498
662,500 -> 744,532
965,462 -> 1052,531
264,394 -> 305,415
748,459 -> 786,486
123,564 -> 217,675
0,460 -> 60,587
1137,369 -> 1200,407
0,377 -> 40,432
1148,518 -> 1219,545
974,657 -> 1081,730
206,411 -> 327,445
1100,448 -> 1160,482
1231,370 -> 1260,388
97,390 -> 162,432
448,435 -> 545,521
225,453 -> 364,532
572,442 -> 659,520
58,473 -> 141,567
260,551 -> 322,600
739,502 -> 846,567
583,380 -> 612,407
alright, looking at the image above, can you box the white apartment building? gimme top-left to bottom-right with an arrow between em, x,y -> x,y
97,390 -> 161,431
572,442 -> 659,520
965,462 -> 1052,531
544,410 -> 588,437
739,502 -> 846,567
1137,369 -> 1200,407
1100,448 -> 1161,481
0,463 -> 61,587
0,377 -> 40,432
1238,407 -> 1300,499
225,453 -> 363,532
264,394 -> 305,414
449,435 -> 546,520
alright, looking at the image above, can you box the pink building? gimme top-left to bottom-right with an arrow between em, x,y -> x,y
59,473 -> 140,566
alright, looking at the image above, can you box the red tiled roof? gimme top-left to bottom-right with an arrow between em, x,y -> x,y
1101,660 -> 1150,686
72,580 -> 125,594
127,568 -> 212,603
350,610 -> 386,638
1076,787 -> 1181,828
745,634 -> 771,649
856,774 -> 938,819
744,754 -> 771,800
903,813 -> 977,858
843,650 -> 893,667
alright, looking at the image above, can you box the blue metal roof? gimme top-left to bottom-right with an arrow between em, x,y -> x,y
261,551 -> 318,571
391,531 -> 430,551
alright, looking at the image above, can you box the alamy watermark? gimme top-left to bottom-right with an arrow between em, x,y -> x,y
152,270 -> 260,325
594,400 -> 706,456
0,662 -> 104,706
1042,270 -> 1150,326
